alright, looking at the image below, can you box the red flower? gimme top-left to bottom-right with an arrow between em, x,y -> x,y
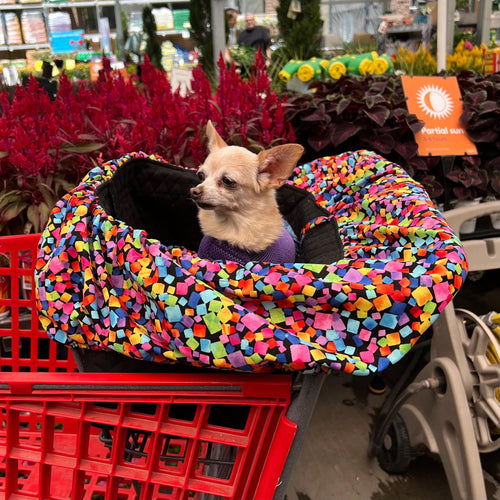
1,57 -> 295,235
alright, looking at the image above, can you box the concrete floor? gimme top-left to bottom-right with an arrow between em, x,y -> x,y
285,268 -> 500,500
285,372 -> 500,500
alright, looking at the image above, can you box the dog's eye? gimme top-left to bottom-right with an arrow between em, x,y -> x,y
222,176 -> 236,188
197,171 -> 205,181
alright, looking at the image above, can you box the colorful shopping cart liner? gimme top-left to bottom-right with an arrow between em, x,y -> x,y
35,150 -> 467,374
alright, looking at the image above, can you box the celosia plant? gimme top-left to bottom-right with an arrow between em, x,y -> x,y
0,52 -> 295,235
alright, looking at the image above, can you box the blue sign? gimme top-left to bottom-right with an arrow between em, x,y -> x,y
50,30 -> 85,54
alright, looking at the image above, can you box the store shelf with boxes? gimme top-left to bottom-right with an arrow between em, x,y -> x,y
0,0 -> 192,76
0,1 -> 49,53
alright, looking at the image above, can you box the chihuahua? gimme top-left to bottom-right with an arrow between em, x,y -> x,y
190,121 -> 304,264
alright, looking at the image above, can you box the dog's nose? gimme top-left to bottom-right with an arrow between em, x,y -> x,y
190,186 -> 202,199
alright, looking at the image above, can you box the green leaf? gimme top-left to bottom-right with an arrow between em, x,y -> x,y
365,94 -> 387,109
465,90 -> 487,106
75,133 -> 101,142
244,137 -> 264,153
477,100 -> 498,116
0,200 -> 28,223
0,151 -> 8,159
207,99 -> 222,117
24,220 -> 33,234
230,134 -> 244,147
0,191 -> 23,210
38,183 -> 56,208
60,142 -> 105,153
336,97 -> 351,115
362,106 -> 390,127
33,202 -> 51,233
55,178 -> 77,194
26,202 -> 49,234
27,204 -> 39,232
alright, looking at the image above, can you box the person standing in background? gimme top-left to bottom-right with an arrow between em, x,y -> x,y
237,13 -> 271,60
226,6 -> 238,47
225,5 -> 239,62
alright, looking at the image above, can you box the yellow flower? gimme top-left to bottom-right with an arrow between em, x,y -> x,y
393,46 -> 437,75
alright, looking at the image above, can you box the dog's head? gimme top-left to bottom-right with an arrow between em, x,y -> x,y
190,121 -> 304,213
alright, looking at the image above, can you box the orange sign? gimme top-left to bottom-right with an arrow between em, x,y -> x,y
401,75 -> 477,156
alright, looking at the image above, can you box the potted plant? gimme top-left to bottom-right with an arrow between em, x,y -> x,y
0,53 -> 295,236
284,74 -> 424,177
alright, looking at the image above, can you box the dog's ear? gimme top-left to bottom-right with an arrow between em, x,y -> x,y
257,144 -> 304,189
206,120 -> 227,152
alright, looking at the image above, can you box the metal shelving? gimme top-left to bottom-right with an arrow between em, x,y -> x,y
0,0 -> 190,57
0,42 -> 50,50
0,2 -> 42,9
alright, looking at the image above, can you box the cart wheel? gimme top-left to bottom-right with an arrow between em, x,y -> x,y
377,413 -> 412,474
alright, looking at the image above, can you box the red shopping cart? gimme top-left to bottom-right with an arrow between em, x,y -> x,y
0,234 -> 321,500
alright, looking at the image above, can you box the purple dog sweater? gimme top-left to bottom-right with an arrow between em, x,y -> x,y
198,227 -> 296,264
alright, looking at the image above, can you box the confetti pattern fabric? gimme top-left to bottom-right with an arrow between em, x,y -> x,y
35,150 -> 467,375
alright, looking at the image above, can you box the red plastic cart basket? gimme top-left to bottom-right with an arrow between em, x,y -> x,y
0,234 -> 307,500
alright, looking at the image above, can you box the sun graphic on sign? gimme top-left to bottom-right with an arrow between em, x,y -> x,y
416,84 -> 454,119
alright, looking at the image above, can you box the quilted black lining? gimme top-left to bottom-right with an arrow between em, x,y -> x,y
95,158 -> 344,264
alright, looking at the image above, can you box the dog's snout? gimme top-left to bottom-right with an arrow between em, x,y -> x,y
190,185 -> 203,199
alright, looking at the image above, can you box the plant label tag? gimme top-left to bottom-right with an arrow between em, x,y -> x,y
401,75 -> 477,156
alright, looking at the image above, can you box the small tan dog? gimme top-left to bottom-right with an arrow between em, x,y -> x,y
190,121 -> 304,263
